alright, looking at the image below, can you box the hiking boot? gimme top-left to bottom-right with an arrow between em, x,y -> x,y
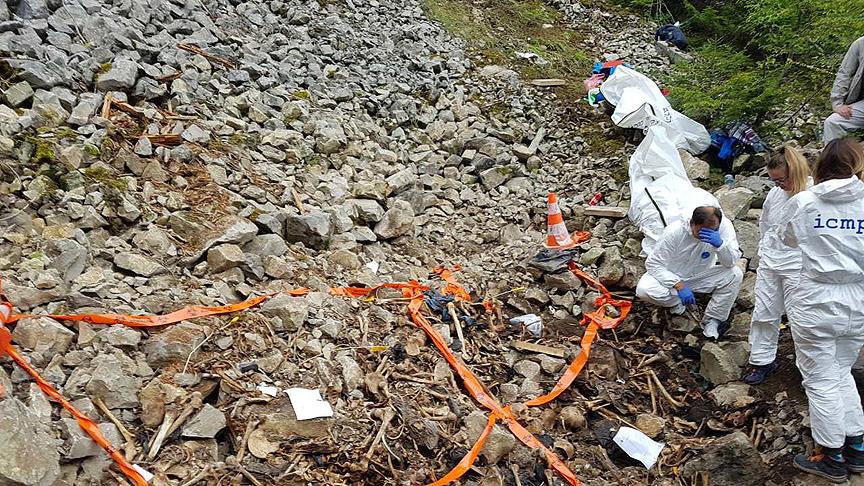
717,319 -> 731,340
742,362 -> 778,385
793,448 -> 848,483
845,436 -> 864,473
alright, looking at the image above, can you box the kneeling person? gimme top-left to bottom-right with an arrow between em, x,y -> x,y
636,206 -> 744,338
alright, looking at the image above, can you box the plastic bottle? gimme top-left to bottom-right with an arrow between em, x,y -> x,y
588,192 -> 603,206
724,175 -> 735,189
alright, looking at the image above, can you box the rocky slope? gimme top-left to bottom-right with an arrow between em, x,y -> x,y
0,0 -> 837,485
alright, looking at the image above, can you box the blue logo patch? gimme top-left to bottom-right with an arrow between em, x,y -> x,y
701,251 -> 711,259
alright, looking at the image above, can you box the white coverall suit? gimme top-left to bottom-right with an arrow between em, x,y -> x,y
749,183 -> 811,366
784,177 -> 864,449
636,217 -> 743,322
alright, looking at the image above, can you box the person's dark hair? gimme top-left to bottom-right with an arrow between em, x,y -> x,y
814,138 -> 864,184
691,206 -> 722,226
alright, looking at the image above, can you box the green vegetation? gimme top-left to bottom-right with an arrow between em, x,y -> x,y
613,0 -> 864,136
83,166 -> 128,191
424,0 -> 590,95
93,62 -> 112,82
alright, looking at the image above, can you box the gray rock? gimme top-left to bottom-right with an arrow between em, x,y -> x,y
259,294 -> 309,331
733,220 -> 760,262
715,186 -> 755,220
85,354 -> 143,409
207,243 -> 244,272
182,124 -> 210,144
182,404 -> 226,438
352,180 -> 388,201
635,413 -> 666,439
186,217 -> 258,264
95,327 -> 141,348
285,211 -> 332,249
4,81 -> 34,107
464,411 -> 516,464
143,322 -> 208,367
737,271 -> 757,308
580,247 -> 605,266
709,382 -> 755,408
680,431 -> 767,486
479,166 -> 512,190
48,238 -> 87,282
67,93 -> 102,126
598,246 -> 623,286
385,168 -> 417,196
244,234 -> 287,257
543,271 -> 582,291
7,59 -> 66,89
514,359 -> 541,379
314,121 -> 346,154
374,200 -> 414,239
328,249 -> 361,269
10,316 -> 75,356
0,398 -> 61,485
95,59 -> 138,91
680,149 -> 710,180
114,252 -> 166,277
346,199 -> 385,223
700,342 -> 742,385
134,137 -> 153,156
337,354 -> 364,391
60,419 -> 121,459
16,0 -> 49,19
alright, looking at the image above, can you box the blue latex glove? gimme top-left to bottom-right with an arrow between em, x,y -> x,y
677,286 -> 696,306
699,228 -> 723,248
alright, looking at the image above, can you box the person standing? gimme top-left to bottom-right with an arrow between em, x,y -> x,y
741,146 -> 812,384
824,36 -> 864,143
784,138 -> 864,483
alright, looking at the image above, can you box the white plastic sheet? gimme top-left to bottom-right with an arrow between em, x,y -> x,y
601,66 -> 710,154
628,126 -> 718,256
286,388 -> 334,421
613,427 -> 665,469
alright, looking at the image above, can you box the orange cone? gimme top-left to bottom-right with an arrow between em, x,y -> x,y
544,192 -> 578,250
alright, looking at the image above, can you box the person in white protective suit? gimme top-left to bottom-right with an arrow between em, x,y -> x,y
784,138 -> 864,483
741,146 -> 812,385
636,206 -> 744,339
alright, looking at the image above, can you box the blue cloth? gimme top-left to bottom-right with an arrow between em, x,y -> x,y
655,24 -> 689,50
423,291 -> 476,327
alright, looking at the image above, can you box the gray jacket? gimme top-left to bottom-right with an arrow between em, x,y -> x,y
831,36 -> 864,107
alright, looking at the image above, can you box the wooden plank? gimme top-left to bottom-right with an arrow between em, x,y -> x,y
530,78 -> 566,87
510,340 -> 566,358
583,206 -> 629,218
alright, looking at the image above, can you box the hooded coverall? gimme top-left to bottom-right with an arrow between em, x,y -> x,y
636,217 -> 743,322
824,36 -> 864,143
749,182 -> 812,366
784,176 -> 864,449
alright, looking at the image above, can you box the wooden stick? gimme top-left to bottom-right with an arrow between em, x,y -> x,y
647,377 -> 658,415
448,302 -> 468,355
165,392 -> 204,438
511,464 -> 523,486
177,43 -> 237,69
292,189 -> 305,214
510,340 -> 566,358
100,92 -> 113,119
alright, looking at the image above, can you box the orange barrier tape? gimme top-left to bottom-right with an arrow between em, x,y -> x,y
427,411 -> 498,486
0,342 -> 149,485
0,285 -> 308,486
525,262 -> 631,407
572,231 -> 591,245
7,288 -> 310,327
432,266 -> 471,302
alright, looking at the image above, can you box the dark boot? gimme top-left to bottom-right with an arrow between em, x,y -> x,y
845,436 -> 864,473
741,362 -> 778,385
793,447 -> 849,483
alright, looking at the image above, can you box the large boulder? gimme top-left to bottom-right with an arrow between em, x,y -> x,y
373,200 -> 415,239
714,186 -> 755,220
0,398 -> 61,485
680,431 -> 768,486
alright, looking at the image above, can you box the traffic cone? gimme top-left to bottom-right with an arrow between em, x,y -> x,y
544,192 -> 577,250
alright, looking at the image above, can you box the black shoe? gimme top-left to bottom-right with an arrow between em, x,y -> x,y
793,449 -> 849,483
717,319 -> 731,340
846,436 -> 864,473
741,362 -> 778,385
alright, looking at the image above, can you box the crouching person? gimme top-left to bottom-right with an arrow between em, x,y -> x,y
636,206 -> 744,339
785,138 -> 864,483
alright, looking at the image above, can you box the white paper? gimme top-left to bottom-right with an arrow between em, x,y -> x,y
286,388 -> 334,421
366,261 -> 379,274
613,426 -> 665,469
257,384 -> 279,397
133,465 -> 154,483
